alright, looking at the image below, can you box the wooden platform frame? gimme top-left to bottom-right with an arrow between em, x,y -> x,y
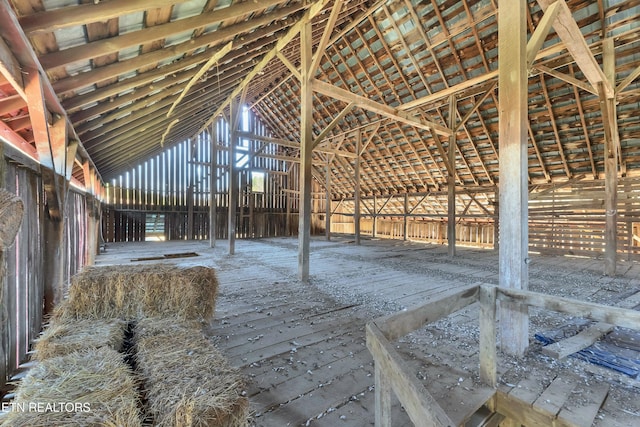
366,284 -> 640,427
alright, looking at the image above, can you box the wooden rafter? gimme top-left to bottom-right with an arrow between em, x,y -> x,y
52,6 -> 299,95
537,0 -> 614,99
38,0 -> 284,71
20,0 -> 189,35
313,79 -> 451,136
201,0 -> 332,138
167,42 -> 233,117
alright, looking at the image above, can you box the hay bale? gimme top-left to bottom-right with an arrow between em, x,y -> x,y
33,318 -> 126,361
60,264 -> 218,321
1,347 -> 142,426
135,317 -> 248,427
0,188 -> 24,249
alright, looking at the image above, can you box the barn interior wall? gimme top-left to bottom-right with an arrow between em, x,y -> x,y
101,113 -> 327,242
330,176 -> 640,258
0,154 -> 91,391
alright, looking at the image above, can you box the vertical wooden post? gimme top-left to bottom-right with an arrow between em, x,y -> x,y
498,0 -> 529,356
372,194 -> 377,238
187,138 -> 195,240
602,38 -> 618,276
493,186 -> 499,251
354,131 -> 361,245
210,119 -> 218,248
228,99 -> 239,254
298,19 -> 313,282
286,164 -> 292,236
448,96 -> 457,257
375,363 -> 392,427
479,285 -> 497,387
0,138 -> 5,389
42,172 -> 67,314
325,162 -> 331,241
403,193 -> 408,241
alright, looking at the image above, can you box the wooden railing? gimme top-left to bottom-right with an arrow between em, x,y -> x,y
366,284 -> 640,426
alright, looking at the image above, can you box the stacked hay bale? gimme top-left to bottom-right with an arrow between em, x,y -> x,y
33,318 -> 126,360
135,317 -> 248,427
3,264 -> 247,427
57,264 -> 218,321
1,348 -> 141,426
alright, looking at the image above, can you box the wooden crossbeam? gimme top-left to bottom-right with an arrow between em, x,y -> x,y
52,5 -> 300,96
20,0 -> 189,34
537,0 -> 614,99
454,81 -> 497,132
0,119 -> 37,160
310,0 -> 344,73
167,42 -> 233,117
0,95 -> 26,116
198,0 -> 332,138
23,69 -> 54,169
276,52 -> 301,81
617,65 -> 640,94
313,79 -> 451,136
526,0 -> 561,68
534,64 -> 597,95
38,0 -> 284,71
0,37 -> 26,100
312,102 -> 355,149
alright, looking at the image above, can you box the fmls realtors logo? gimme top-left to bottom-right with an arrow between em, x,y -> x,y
1,402 -> 91,413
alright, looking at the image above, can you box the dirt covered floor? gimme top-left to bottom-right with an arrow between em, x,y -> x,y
96,236 -> 640,426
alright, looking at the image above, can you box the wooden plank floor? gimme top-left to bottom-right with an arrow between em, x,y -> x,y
95,236 -> 640,426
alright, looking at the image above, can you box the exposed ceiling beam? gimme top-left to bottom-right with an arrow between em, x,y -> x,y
537,0 -> 614,98
24,69 -> 53,169
167,41 -> 233,117
534,64 -> 597,95
65,35 -> 271,115
0,94 -> 26,116
310,0 -> 344,73
0,119 -> 37,160
39,0 -> 285,71
617,65 -> 640,94
52,5 -> 301,95
399,70 -> 499,112
526,0 -> 561,69
198,0 -> 332,137
312,102 -> 355,149
276,52 -> 301,81
312,79 -> 451,136
0,36 -> 26,100
20,0 -> 190,35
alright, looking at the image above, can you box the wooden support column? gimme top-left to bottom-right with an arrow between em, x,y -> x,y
354,131 -> 361,245
493,186 -> 499,251
286,163 -> 293,236
42,172 -> 67,313
403,193 -> 408,241
82,162 -> 99,265
325,162 -> 331,241
602,38 -> 618,276
210,120 -> 218,248
0,137 -> 5,390
372,194 -> 377,238
298,19 -> 313,282
228,99 -> 239,254
187,137 -> 196,240
498,0 -> 529,356
448,96 -> 457,257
